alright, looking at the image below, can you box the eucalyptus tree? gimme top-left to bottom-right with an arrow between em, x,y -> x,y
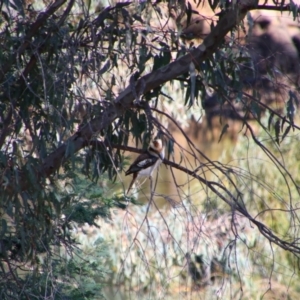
1,0 -> 300,298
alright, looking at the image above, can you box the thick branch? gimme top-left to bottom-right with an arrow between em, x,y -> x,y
5,0 -> 258,192
42,4 -> 251,171
114,6 -> 248,107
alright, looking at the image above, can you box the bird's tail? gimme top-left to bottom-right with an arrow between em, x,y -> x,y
127,173 -> 137,195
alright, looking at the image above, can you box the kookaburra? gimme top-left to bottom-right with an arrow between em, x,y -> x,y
125,139 -> 165,194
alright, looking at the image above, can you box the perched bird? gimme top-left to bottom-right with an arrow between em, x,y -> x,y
125,139 -> 165,194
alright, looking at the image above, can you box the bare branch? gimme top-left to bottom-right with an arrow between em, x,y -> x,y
35,0 -> 256,179
90,139 -> 300,255
255,4 -> 300,13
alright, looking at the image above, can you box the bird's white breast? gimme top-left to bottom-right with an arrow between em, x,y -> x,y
137,157 -> 163,177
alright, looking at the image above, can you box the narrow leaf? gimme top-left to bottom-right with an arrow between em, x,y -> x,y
282,125 -> 291,142
287,95 -> 295,125
167,139 -> 174,159
281,116 -> 286,131
274,119 -> 281,145
98,60 -> 111,75
186,2 -> 192,26
268,111 -> 274,131
218,124 -> 229,143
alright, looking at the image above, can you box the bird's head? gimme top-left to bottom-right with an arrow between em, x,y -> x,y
149,138 -> 165,160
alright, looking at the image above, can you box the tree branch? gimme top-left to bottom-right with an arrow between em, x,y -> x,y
0,0 -> 71,150
43,3 -> 251,166
3,0 -> 259,192
0,0 -> 67,82
104,140 -> 300,255
255,4 -> 300,13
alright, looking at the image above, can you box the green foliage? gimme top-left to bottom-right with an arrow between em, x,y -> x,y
0,238 -> 108,300
1,0 -> 300,298
0,163 -> 128,299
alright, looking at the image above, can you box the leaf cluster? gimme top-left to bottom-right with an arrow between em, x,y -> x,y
1,0 -> 300,298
